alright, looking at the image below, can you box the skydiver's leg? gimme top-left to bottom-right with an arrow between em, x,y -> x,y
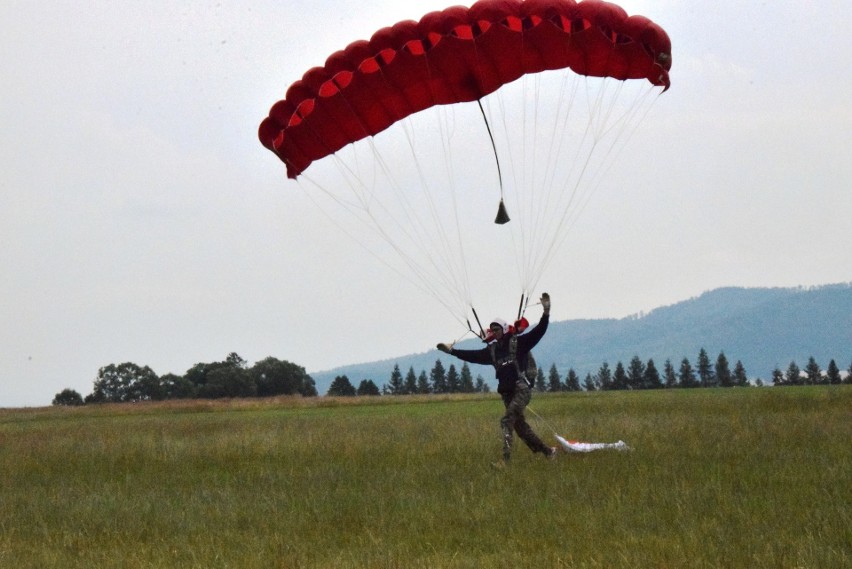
500,393 -> 514,461
508,381 -> 550,454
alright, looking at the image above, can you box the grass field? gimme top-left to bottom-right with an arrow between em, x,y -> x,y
1,387 -> 850,568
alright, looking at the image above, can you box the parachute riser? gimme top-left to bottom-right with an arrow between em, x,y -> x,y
469,308 -> 486,340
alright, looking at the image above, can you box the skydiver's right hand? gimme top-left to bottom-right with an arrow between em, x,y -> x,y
437,343 -> 453,354
540,292 -> 551,314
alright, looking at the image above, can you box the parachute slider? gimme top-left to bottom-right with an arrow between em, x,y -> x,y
494,199 -> 510,224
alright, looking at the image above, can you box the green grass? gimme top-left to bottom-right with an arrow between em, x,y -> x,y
1,388 -> 849,568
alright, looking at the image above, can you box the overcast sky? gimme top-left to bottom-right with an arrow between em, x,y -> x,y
2,0 -> 850,407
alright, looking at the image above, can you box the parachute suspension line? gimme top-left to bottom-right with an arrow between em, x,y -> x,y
304,63 -> 473,325
527,80 -> 662,296
434,105 -> 476,310
531,72 -> 582,281
407,58 -> 475,317
381,116 -> 472,321
526,405 -> 561,438
307,116 -> 471,327
477,99 -> 509,225
294,174 -> 467,329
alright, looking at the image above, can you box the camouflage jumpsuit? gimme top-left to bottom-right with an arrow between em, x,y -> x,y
448,313 -> 551,460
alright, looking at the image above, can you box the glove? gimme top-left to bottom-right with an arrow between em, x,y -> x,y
436,343 -> 453,354
540,292 -> 551,314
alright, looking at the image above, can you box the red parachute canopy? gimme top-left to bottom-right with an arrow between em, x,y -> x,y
259,0 -> 671,179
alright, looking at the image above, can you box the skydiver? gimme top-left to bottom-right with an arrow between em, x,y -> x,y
437,293 -> 557,465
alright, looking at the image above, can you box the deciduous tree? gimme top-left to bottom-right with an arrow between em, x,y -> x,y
251,357 -> 314,397
90,362 -> 161,403
52,388 -> 84,406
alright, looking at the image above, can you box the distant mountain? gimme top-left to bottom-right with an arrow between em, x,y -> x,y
310,284 -> 852,393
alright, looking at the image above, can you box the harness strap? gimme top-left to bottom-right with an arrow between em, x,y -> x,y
489,337 -> 531,387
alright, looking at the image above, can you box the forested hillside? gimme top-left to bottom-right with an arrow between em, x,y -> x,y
311,284 -> 852,392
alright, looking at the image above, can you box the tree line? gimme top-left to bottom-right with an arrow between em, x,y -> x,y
326,361 -> 493,397
53,349 -> 851,406
328,348 -> 852,397
52,352 -> 317,406
770,357 -> 851,386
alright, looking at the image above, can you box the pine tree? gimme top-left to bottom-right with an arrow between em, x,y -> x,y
583,372 -> 598,391
446,364 -> 460,393
644,359 -> 662,389
565,368 -> 582,391
804,357 -> 822,385
535,367 -> 547,392
627,355 -> 645,389
459,363 -> 475,393
663,359 -> 677,388
845,362 -> 852,385
431,360 -> 448,393
474,374 -> 490,393
826,360 -> 841,385
771,367 -> 784,386
715,352 -> 732,387
596,362 -> 612,390
679,358 -> 698,388
417,370 -> 431,394
613,361 -> 628,390
388,364 -> 404,395
733,360 -> 749,386
547,364 -> 562,392
697,348 -> 715,387
357,379 -> 380,396
327,375 -> 356,396
404,367 -> 418,394
785,361 -> 801,385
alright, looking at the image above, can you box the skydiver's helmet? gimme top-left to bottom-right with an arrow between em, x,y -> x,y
482,317 -> 530,343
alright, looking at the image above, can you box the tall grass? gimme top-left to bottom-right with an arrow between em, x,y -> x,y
1,387 -> 849,568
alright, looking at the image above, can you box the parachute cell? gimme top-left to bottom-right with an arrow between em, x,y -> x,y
259,0 -> 671,178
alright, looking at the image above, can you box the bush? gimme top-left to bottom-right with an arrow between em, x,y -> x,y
52,388 -> 84,406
